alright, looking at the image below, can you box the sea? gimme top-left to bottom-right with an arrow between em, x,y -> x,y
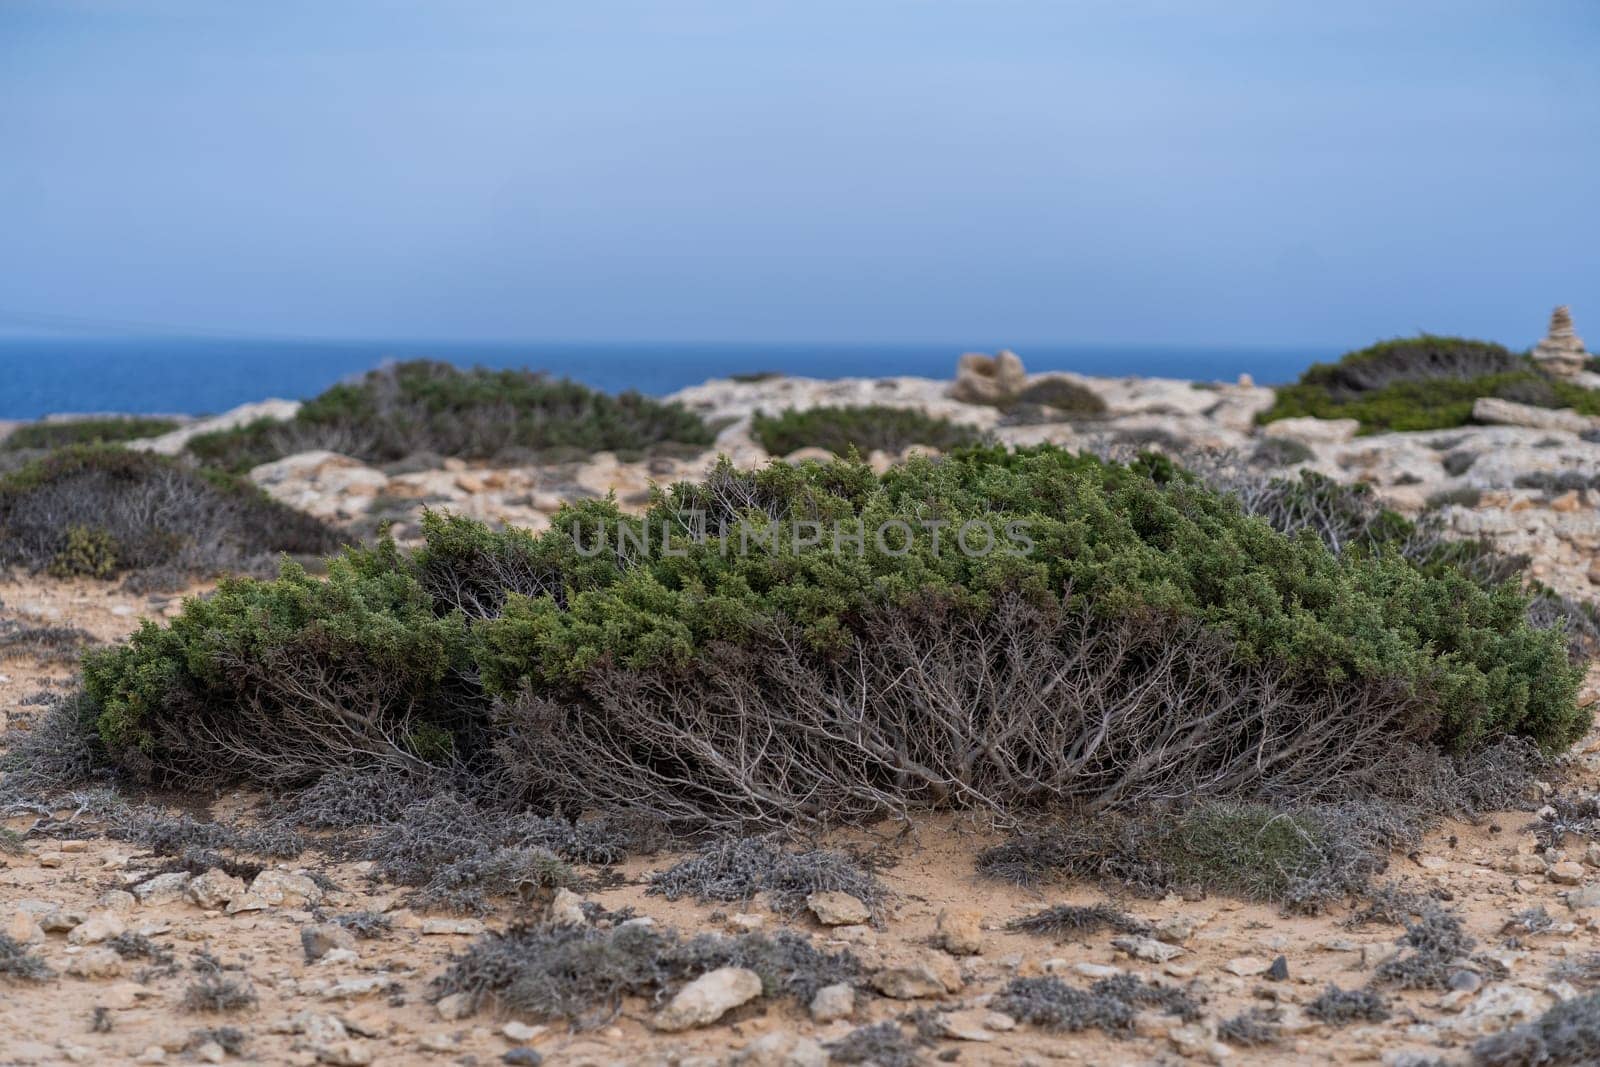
0,337 -> 1337,420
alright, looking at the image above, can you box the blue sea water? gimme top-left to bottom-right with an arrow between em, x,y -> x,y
0,337 -> 1337,420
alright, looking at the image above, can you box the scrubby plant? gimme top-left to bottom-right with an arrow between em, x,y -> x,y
185,360 -> 713,471
1258,335 -> 1600,434
0,933 -> 53,981
3,416 -> 180,451
331,911 -> 393,939
182,954 -> 257,1013
0,445 -> 341,589
1249,436 -> 1315,468
1218,1007 -> 1281,1046
1307,984 -> 1390,1024
991,976 -> 1136,1033
1474,991 -> 1600,1066
0,618 -> 97,665
1089,973 -> 1203,1021
0,691 -> 106,801
429,921 -> 858,1027
1373,905 -> 1475,989
1004,903 -> 1149,939
1007,377 -> 1108,416
826,1022 -> 924,1066
750,404 -> 984,457
648,836 -> 887,921
77,447 -> 1586,834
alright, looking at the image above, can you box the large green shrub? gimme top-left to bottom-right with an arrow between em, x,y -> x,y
76,446 -> 1586,821
750,404 -> 984,457
0,446 -> 342,589
186,360 -> 714,471
1259,336 -> 1600,433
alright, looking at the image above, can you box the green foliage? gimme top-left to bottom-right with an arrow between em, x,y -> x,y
750,404 -> 984,457
78,445 -> 1586,801
81,553 -> 476,782
48,524 -> 120,578
1259,335 -> 1600,434
4,416 -> 180,451
186,360 -> 714,471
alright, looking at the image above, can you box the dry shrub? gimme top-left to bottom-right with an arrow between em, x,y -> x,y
0,934 -> 53,981
1307,984 -> 1390,1024
1475,992 -> 1600,1066
494,596 -> 1439,835
648,836 -> 887,922
1218,1007 -> 1281,1046
430,922 -> 858,1028
991,976 -> 1136,1033
0,617 -> 97,664
1374,906 -> 1476,990
1004,903 -> 1149,939
826,1022 -> 924,1066
0,446 -> 340,589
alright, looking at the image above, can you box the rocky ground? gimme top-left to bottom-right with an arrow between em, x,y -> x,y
4,575 -> 1600,1067
6,362 -> 1600,1066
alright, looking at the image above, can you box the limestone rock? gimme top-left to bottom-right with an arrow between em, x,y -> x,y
950,350 -> 1026,405
188,869 -> 246,911
1261,416 -> 1360,445
549,887 -> 587,927
6,911 -> 45,945
653,966 -> 762,1031
420,918 -> 485,936
1549,860 -> 1586,886
248,869 -> 323,908
810,982 -> 854,1021
66,948 -> 125,978
1532,306 -> 1591,378
434,992 -> 474,1021
806,890 -> 871,926
131,872 -> 192,905
67,911 -> 125,946
934,908 -> 984,956
871,949 -> 963,999
301,923 -> 358,961
125,399 -> 299,455
1224,956 -> 1271,977
730,1031 -> 828,1067
1471,397 -> 1600,434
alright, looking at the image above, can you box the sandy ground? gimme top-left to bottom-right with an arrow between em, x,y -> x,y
4,574 -> 1600,1067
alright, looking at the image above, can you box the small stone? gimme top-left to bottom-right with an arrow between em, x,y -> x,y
418,1033 -> 460,1052
937,1008 -> 999,1041
317,949 -> 358,966
1449,970 -> 1483,993
806,891 -> 871,926
40,909 -> 85,932
188,870 -> 246,910
730,1031 -> 828,1067
1152,915 -> 1199,944
195,1041 -> 227,1064
1568,884 -> 1600,911
1112,935 -> 1185,963
549,888 -> 587,927
301,923 -> 358,961
1585,842 -> 1600,869
95,890 -> 137,914
421,918 -> 485,936
934,908 -> 984,956
501,1021 -> 547,1042
315,1040 -> 374,1066
1457,984 -> 1549,1034
435,992 -> 474,1021
872,950 -> 964,999
67,911 -> 126,946
983,1011 -> 1016,1032
66,948 -> 125,978
727,913 -> 766,933
131,872 -> 192,905
809,982 -> 855,1022
1068,962 -> 1123,979
1549,861 -> 1586,886
502,1051 -> 543,1067
654,966 -> 763,1031
1224,956 -> 1270,977
294,1011 -> 348,1045
1169,1025 -> 1233,1064
6,911 -> 45,944
134,1046 -> 167,1065
1266,955 -> 1289,981
225,894 -> 268,915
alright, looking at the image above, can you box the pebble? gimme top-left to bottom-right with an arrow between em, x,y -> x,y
806,891 -> 871,926
809,982 -> 855,1022
934,908 -> 984,956
654,966 -> 763,1031
1112,935 -> 1185,963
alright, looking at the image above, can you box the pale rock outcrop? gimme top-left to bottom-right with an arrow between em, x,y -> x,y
1262,416 -> 1360,445
1472,397 -> 1600,434
653,966 -> 762,1031
126,399 -> 300,455
250,452 -> 389,520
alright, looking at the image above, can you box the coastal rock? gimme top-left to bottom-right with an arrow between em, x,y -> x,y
806,891 -> 871,926
249,452 -> 389,520
949,350 -> 1026,405
1261,415 -> 1360,445
1470,397 -> 1600,434
872,949 -> 964,998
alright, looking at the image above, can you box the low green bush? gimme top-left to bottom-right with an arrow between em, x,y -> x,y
186,360 -> 714,471
0,446 -> 342,589
1258,335 -> 1600,434
750,404 -> 984,456
1008,377 -> 1108,416
76,446 -> 1585,829
3,416 -> 180,451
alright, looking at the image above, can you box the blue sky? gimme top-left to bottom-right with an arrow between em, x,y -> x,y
1,1 -> 1596,348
